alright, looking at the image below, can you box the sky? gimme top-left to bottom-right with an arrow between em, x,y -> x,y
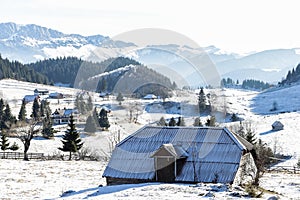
1,0 -> 300,54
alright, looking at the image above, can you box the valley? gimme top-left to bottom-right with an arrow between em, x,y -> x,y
0,78 -> 300,199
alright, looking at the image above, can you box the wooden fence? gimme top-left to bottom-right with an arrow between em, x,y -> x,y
268,166 -> 300,174
0,152 -> 44,160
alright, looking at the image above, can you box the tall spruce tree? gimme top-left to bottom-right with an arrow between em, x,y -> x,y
31,97 -> 40,120
18,99 -> 27,121
75,94 -> 87,114
3,104 -> 16,127
168,117 -> 176,126
205,116 -> 216,127
84,115 -> 97,133
92,107 -> 99,126
0,132 -> 10,151
86,95 -> 93,112
176,117 -> 186,126
0,131 -> 19,152
0,99 -> 5,129
58,115 -> 83,160
198,87 -> 207,113
99,108 -> 110,130
41,101 -> 54,138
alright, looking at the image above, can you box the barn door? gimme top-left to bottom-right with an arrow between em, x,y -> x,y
155,157 -> 175,182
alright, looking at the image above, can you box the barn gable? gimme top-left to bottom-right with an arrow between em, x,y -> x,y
272,121 -> 284,131
103,126 -> 255,185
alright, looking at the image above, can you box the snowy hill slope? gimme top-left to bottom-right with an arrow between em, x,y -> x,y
222,86 -> 300,164
251,83 -> 300,114
0,79 -> 300,199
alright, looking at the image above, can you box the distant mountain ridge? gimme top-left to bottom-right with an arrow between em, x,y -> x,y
0,22 -> 133,63
1,22 -> 300,83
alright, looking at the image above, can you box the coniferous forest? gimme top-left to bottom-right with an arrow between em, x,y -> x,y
0,54 -> 173,97
280,63 -> 300,86
0,54 -> 49,84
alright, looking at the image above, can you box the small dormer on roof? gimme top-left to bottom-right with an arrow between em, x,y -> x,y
151,144 -> 188,159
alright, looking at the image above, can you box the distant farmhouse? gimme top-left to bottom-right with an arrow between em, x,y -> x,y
51,108 -> 79,124
143,94 -> 158,100
34,88 -> 49,96
23,95 -> 39,103
103,126 -> 256,185
272,121 -> 284,131
23,88 -> 51,103
49,92 -> 64,99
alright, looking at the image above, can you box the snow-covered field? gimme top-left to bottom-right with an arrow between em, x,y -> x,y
1,79 -> 300,199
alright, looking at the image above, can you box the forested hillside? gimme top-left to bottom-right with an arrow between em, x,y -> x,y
0,54 -> 49,84
26,57 -> 143,87
1,55 -> 174,96
77,57 -> 175,97
96,63 -> 175,97
280,63 -> 300,86
26,57 -> 104,86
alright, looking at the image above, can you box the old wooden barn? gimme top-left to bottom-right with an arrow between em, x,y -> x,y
103,126 -> 257,185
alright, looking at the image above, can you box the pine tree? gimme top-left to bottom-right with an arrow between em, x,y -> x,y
92,107 -> 99,127
168,117 -> 176,126
99,108 -> 110,130
116,92 -> 124,105
84,115 -> 97,133
0,99 -> 5,129
205,116 -> 216,127
40,101 -> 45,117
32,97 -> 40,120
176,117 -> 186,126
0,132 -> 10,151
18,99 -> 27,121
245,128 -> 257,145
157,116 -> 167,126
75,94 -> 87,114
58,115 -> 83,160
193,117 -> 203,127
86,94 -> 93,112
42,102 -> 54,139
198,87 -> 207,113
0,131 -> 19,152
3,104 -> 15,129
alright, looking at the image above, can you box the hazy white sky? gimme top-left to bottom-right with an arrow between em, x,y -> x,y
1,0 -> 299,53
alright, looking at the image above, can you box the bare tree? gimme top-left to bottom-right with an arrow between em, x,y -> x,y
108,129 -> 121,154
126,102 -> 143,123
16,121 -> 40,161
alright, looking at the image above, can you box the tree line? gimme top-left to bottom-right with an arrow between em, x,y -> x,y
221,77 -> 272,90
0,54 -> 49,84
279,63 -> 300,86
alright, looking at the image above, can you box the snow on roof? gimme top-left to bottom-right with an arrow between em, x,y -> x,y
143,94 -> 157,99
103,126 -> 251,183
150,144 -> 188,158
272,121 -> 284,127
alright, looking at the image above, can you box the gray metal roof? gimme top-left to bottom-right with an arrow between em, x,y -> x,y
103,126 -> 250,183
272,121 -> 284,127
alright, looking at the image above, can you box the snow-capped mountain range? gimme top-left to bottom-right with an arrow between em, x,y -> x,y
0,22 -> 134,63
1,22 -> 300,84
